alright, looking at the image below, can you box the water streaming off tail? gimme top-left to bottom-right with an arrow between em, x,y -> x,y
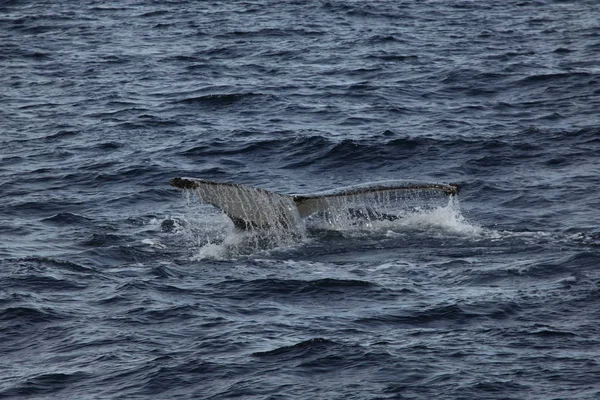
303,187 -> 471,233
184,184 -> 305,257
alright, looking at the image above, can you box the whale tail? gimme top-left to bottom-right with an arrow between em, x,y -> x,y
170,177 -> 459,230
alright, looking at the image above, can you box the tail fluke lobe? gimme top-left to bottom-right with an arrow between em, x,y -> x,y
292,182 -> 459,218
170,177 -> 301,231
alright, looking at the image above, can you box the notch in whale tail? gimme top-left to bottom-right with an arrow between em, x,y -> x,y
170,177 -> 459,230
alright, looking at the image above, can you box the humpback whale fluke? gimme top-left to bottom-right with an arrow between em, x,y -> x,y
170,177 -> 459,230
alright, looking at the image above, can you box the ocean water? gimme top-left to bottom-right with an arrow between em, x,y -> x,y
1,0 -> 600,399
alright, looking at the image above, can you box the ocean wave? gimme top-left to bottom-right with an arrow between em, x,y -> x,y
356,300 -> 521,327
0,306 -> 67,324
209,277 -> 379,300
0,371 -> 91,398
174,92 -> 266,106
41,213 -> 92,225
252,338 -> 338,358
175,127 -> 600,174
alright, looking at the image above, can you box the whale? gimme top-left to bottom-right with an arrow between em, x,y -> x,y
170,177 -> 459,230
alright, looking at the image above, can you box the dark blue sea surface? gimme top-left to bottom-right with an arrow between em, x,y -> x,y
1,0 -> 600,398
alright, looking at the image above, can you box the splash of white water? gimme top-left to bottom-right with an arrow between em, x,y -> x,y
393,196 -> 483,236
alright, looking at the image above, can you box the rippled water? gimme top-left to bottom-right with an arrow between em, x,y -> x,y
1,1 -> 600,399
